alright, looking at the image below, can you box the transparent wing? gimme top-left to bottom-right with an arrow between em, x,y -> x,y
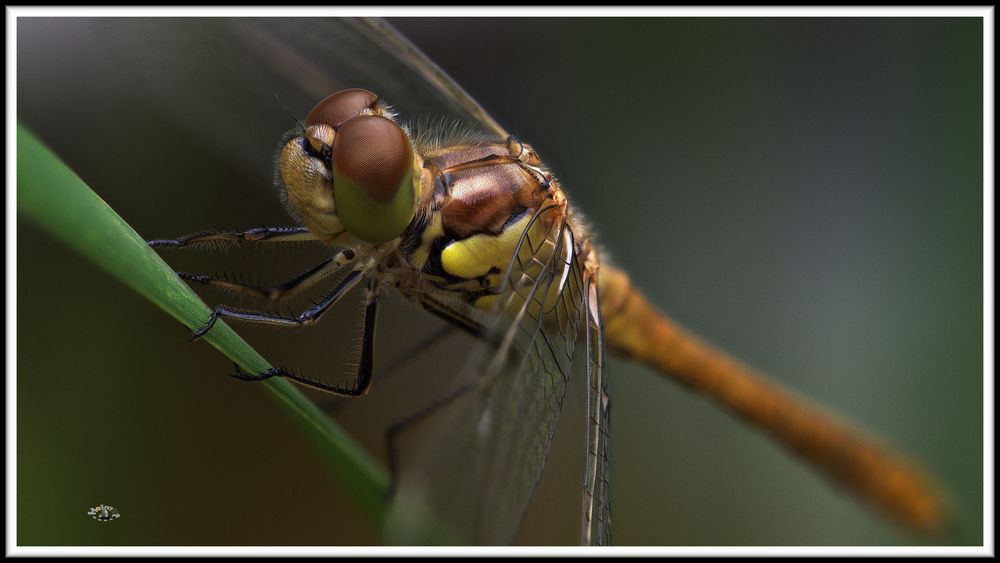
60,18 -> 507,181
581,278 -> 612,545
365,20 -> 614,545
357,18 -> 510,138
388,203 -> 587,545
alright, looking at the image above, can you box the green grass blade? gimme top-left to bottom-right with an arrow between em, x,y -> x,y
16,122 -> 390,524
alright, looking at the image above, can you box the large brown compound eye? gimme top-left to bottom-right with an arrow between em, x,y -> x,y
305,88 -> 379,129
330,115 -> 417,243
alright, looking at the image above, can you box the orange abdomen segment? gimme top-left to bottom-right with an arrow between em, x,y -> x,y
598,266 -> 947,534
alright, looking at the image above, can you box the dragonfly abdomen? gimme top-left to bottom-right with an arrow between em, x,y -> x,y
598,266 -> 947,533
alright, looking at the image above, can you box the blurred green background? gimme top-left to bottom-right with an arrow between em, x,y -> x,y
16,17 -> 983,547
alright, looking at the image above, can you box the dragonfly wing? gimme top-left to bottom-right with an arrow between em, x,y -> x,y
357,18 -> 510,139
360,19 -> 615,544
388,205 -> 587,545
582,278 -> 612,545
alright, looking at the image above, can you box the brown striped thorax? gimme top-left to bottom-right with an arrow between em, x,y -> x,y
277,88 -> 583,309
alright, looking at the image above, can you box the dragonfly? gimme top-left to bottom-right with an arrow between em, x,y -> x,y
139,19 -> 949,545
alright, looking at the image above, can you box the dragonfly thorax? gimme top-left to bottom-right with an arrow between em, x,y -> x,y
279,89 -> 576,312
401,137 -> 572,309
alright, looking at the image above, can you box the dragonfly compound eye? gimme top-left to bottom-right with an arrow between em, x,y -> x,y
305,88 -> 380,130
330,115 -> 418,243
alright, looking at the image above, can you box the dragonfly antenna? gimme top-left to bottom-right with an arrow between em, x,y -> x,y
274,92 -> 304,129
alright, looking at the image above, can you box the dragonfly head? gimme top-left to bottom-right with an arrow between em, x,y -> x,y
277,89 -> 421,245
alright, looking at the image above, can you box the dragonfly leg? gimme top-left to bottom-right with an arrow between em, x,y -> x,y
228,289 -> 380,396
319,323 -> 458,414
176,248 -> 356,303
189,267 -> 363,341
384,380 -> 479,500
420,296 -> 487,339
147,226 -> 318,248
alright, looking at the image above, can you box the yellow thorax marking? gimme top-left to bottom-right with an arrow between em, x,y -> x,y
408,212 -> 443,270
440,213 -> 535,284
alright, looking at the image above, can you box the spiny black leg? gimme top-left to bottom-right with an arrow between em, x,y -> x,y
230,363 -> 281,383
177,248 -> 356,303
147,226 -> 316,248
319,324 -> 457,414
354,292 -> 379,395
177,271 -> 280,302
420,296 -> 487,339
384,380 -> 479,500
227,288 -> 381,397
190,268 -> 363,341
